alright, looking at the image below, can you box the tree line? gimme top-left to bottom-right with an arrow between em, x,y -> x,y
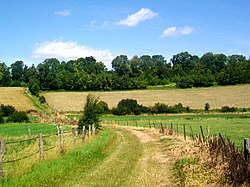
0,52 -> 249,95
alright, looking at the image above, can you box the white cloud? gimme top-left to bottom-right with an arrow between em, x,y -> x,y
118,8 -> 158,27
31,40 -> 114,68
161,26 -> 194,38
54,10 -> 70,16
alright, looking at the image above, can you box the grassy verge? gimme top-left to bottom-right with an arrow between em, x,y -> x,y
0,127 -> 142,187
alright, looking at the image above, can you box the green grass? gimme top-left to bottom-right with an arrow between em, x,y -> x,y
0,127 -> 142,187
101,113 -> 250,147
0,123 -> 71,139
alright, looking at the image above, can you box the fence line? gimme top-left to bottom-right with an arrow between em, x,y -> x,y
0,125 -> 95,177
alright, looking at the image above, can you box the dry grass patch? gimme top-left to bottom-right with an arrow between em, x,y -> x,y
43,84 -> 250,112
0,87 -> 36,111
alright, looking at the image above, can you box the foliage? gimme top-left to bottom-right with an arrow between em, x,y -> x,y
29,78 -> 40,97
1,52 -> 250,91
39,95 -> 46,104
205,103 -> 210,111
220,106 -> 237,113
6,111 -> 29,123
78,94 -> 101,132
152,102 -> 187,114
97,101 -> 109,114
0,104 -> 16,117
112,99 -> 146,115
0,112 -> 4,123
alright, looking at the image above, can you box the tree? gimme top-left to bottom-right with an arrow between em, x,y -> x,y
29,78 -> 40,96
78,94 -> 101,132
10,61 -> 24,86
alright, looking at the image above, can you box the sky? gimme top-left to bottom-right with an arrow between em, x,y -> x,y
0,0 -> 250,69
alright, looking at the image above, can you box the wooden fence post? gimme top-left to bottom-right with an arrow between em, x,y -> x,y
88,125 -> 91,137
56,124 -> 60,135
92,125 -> 96,135
183,124 -> 186,140
60,129 -> 64,153
82,126 -> 85,142
38,134 -> 44,160
72,128 -> 76,146
176,124 -> 178,135
0,140 -> 5,177
244,138 -> 250,163
28,126 -> 31,137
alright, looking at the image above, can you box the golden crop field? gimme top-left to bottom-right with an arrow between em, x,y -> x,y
0,87 -> 36,111
43,84 -> 250,112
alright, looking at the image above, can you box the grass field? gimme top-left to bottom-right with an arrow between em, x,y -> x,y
0,123 -> 71,139
43,84 -> 250,112
100,113 -> 250,147
0,87 -> 36,111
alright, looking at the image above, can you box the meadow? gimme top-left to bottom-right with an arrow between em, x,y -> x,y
43,84 -> 250,112
100,113 -> 250,147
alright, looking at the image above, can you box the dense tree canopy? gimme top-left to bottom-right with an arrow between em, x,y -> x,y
0,52 -> 249,93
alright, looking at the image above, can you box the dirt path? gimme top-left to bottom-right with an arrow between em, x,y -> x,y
123,126 -> 198,187
66,126 -> 195,187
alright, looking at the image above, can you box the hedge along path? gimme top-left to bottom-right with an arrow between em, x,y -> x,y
43,84 -> 250,112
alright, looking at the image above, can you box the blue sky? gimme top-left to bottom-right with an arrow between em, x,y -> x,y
0,0 -> 249,69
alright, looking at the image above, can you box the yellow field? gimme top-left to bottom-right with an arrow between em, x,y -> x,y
43,84 -> 250,112
0,87 -> 36,111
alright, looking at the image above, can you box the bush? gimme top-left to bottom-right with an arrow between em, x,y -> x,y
112,99 -> 143,115
97,101 -> 109,114
220,106 -> 237,113
152,103 -> 187,114
6,111 -> 29,123
205,103 -> 210,111
39,96 -> 46,104
1,104 -> 16,117
78,94 -> 100,132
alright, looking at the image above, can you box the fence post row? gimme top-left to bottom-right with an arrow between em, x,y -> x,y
0,140 -> 5,177
244,138 -> 250,163
38,134 -> 44,160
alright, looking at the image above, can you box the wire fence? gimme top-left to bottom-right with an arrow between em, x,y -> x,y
0,125 -> 95,177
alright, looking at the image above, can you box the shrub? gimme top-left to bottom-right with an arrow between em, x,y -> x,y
220,106 -> 237,113
6,111 -> 29,123
1,104 -> 16,117
39,96 -> 46,103
152,103 -> 187,114
205,103 -> 210,111
78,94 -> 100,132
97,101 -> 109,114
112,99 -> 143,115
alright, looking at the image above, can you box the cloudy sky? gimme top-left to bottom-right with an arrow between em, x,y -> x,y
0,0 -> 249,69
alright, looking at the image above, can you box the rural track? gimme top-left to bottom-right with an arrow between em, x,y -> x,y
66,126 -> 181,187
